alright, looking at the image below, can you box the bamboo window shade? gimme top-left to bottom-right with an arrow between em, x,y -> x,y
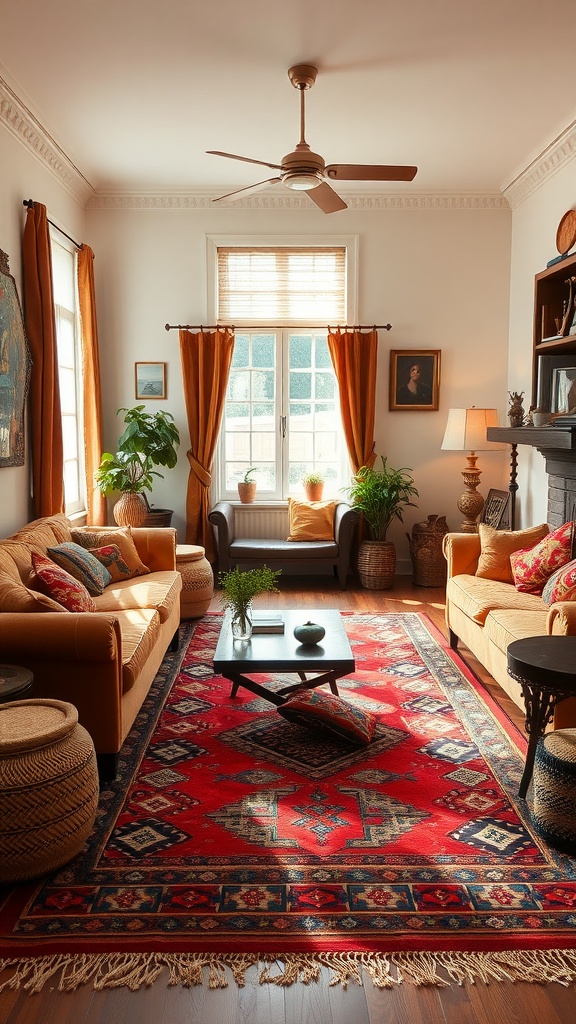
216,246 -> 346,322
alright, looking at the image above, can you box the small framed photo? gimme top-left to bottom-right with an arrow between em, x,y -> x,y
480,489 -> 511,530
389,350 -> 440,411
135,362 -> 166,400
551,366 -> 576,414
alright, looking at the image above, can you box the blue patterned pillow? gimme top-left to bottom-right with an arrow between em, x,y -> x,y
46,542 -> 112,595
277,689 -> 376,745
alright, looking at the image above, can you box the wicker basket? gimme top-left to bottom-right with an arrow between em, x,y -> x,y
142,508 -> 174,528
357,540 -> 396,590
407,515 -> 448,587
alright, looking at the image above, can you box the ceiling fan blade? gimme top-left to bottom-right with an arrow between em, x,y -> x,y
207,150 -> 282,171
326,164 -> 418,182
212,177 -> 282,203
306,182 -> 348,214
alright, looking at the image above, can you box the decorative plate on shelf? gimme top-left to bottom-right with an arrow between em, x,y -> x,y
556,210 -> 576,255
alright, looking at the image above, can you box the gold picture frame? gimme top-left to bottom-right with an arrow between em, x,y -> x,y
389,350 -> 440,411
135,362 -> 166,400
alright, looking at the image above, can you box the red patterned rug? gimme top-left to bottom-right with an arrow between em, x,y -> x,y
2,611 -> 576,991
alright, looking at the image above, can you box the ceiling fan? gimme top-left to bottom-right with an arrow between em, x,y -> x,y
207,64 -> 417,214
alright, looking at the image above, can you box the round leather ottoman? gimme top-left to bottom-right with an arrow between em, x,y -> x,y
0,699 -> 99,882
533,729 -> 576,854
176,543 -> 214,619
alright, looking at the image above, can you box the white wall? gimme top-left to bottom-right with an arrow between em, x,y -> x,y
85,200 -> 512,565
508,162 -> 576,527
0,126 -> 86,536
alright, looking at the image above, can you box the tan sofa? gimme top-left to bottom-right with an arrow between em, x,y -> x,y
443,531 -> 576,728
0,515 -> 182,778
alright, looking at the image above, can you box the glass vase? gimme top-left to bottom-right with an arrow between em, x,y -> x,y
231,603 -> 253,641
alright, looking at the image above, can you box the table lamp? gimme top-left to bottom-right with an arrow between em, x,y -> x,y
441,407 -> 504,532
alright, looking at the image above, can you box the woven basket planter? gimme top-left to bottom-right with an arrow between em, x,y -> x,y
357,540 -> 396,590
142,508 -> 174,528
113,492 -> 148,527
0,699 -> 99,881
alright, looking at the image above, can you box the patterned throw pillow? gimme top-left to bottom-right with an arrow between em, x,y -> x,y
542,558 -> 576,605
47,542 -> 112,595
31,552 -> 96,612
71,527 -> 150,579
286,499 -> 338,542
277,689 -> 376,745
89,544 -> 133,583
510,521 -> 573,594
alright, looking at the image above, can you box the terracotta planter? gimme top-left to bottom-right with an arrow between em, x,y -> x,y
357,540 -> 396,590
113,492 -> 148,527
304,483 -> 324,502
237,481 -> 257,504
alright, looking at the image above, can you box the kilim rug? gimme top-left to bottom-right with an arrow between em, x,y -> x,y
2,611 -> 576,992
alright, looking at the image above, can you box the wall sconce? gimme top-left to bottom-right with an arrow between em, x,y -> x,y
441,407 -> 505,532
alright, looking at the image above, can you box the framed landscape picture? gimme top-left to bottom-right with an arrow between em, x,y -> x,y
389,350 -> 440,411
0,249 -> 31,467
135,362 -> 166,400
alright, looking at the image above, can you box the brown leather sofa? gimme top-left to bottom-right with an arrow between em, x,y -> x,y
0,514 -> 181,779
208,501 -> 360,589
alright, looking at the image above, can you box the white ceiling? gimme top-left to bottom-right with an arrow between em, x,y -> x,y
2,0 -> 576,199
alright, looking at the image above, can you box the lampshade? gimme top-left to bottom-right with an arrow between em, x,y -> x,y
441,408 -> 504,452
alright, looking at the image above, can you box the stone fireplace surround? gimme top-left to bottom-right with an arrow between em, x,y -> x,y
487,426 -> 576,530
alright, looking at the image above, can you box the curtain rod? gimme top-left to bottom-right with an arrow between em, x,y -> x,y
167,322 -> 392,332
23,199 -> 82,251
165,323 -> 234,331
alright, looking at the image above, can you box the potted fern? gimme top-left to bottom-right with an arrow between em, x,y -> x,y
344,456 -> 419,589
96,406 -> 180,526
218,565 -> 281,639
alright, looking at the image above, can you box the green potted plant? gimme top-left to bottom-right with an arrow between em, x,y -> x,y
237,467 -> 258,504
344,456 -> 419,589
218,565 -> 281,639
96,405 -> 180,527
302,471 -> 325,501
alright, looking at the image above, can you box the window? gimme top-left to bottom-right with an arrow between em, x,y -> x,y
211,239 -> 357,502
50,235 -> 85,515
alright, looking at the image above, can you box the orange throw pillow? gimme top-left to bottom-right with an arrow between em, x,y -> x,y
287,499 -> 337,541
475,523 -> 549,583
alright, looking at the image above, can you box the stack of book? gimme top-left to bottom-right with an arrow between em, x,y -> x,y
251,612 -> 285,634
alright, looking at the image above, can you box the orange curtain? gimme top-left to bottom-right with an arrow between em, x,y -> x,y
179,328 -> 235,560
22,202 -> 64,517
327,327 -> 378,473
77,245 -> 106,525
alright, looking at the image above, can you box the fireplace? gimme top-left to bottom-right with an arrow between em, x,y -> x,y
487,425 -> 576,529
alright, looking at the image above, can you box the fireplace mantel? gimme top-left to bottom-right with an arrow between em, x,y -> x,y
487,426 -> 576,528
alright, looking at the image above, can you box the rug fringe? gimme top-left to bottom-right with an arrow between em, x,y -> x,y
3,950 -> 576,993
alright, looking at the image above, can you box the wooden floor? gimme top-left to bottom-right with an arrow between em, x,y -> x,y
2,576 -> 576,1024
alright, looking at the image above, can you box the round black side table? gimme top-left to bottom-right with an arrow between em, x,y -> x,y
507,637 -> 576,798
0,665 -> 33,705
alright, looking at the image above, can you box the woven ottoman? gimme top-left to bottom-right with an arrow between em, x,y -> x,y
532,729 -> 576,854
176,543 -> 214,619
0,699 -> 99,882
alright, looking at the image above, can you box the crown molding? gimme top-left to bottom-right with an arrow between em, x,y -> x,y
0,74 -> 93,206
86,190 -> 509,211
503,121 -> 576,209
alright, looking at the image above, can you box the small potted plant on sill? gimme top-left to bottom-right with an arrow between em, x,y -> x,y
344,455 -> 419,590
237,467 -> 258,504
302,471 -> 325,502
96,405 -> 180,527
218,565 -> 282,640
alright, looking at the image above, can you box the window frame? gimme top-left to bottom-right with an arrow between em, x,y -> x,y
207,235 -> 358,504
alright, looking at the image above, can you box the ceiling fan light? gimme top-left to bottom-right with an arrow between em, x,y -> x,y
283,171 -> 322,190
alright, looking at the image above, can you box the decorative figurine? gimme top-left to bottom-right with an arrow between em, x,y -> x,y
508,391 -> 525,428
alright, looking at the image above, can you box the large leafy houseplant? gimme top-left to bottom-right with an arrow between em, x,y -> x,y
218,565 -> 281,639
96,406 -> 180,525
344,456 -> 419,589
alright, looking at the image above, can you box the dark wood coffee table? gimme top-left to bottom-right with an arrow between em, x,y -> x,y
213,609 -> 355,706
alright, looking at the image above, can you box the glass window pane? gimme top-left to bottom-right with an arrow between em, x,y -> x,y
64,461 -> 80,503
290,372 -> 311,400
289,335 -> 312,368
56,315 -> 75,366
252,334 -> 275,367
231,334 -> 249,367
315,373 -> 335,399
51,242 -> 74,310
62,417 -> 78,460
59,367 -> 77,415
315,337 -> 332,368
227,370 -> 250,400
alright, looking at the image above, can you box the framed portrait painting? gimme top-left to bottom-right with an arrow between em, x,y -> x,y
0,249 -> 31,467
135,362 -> 166,400
389,350 -> 440,411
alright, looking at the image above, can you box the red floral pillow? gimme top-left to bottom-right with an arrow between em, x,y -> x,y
542,559 -> 576,605
510,521 -> 573,594
277,689 -> 376,745
31,552 -> 96,612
